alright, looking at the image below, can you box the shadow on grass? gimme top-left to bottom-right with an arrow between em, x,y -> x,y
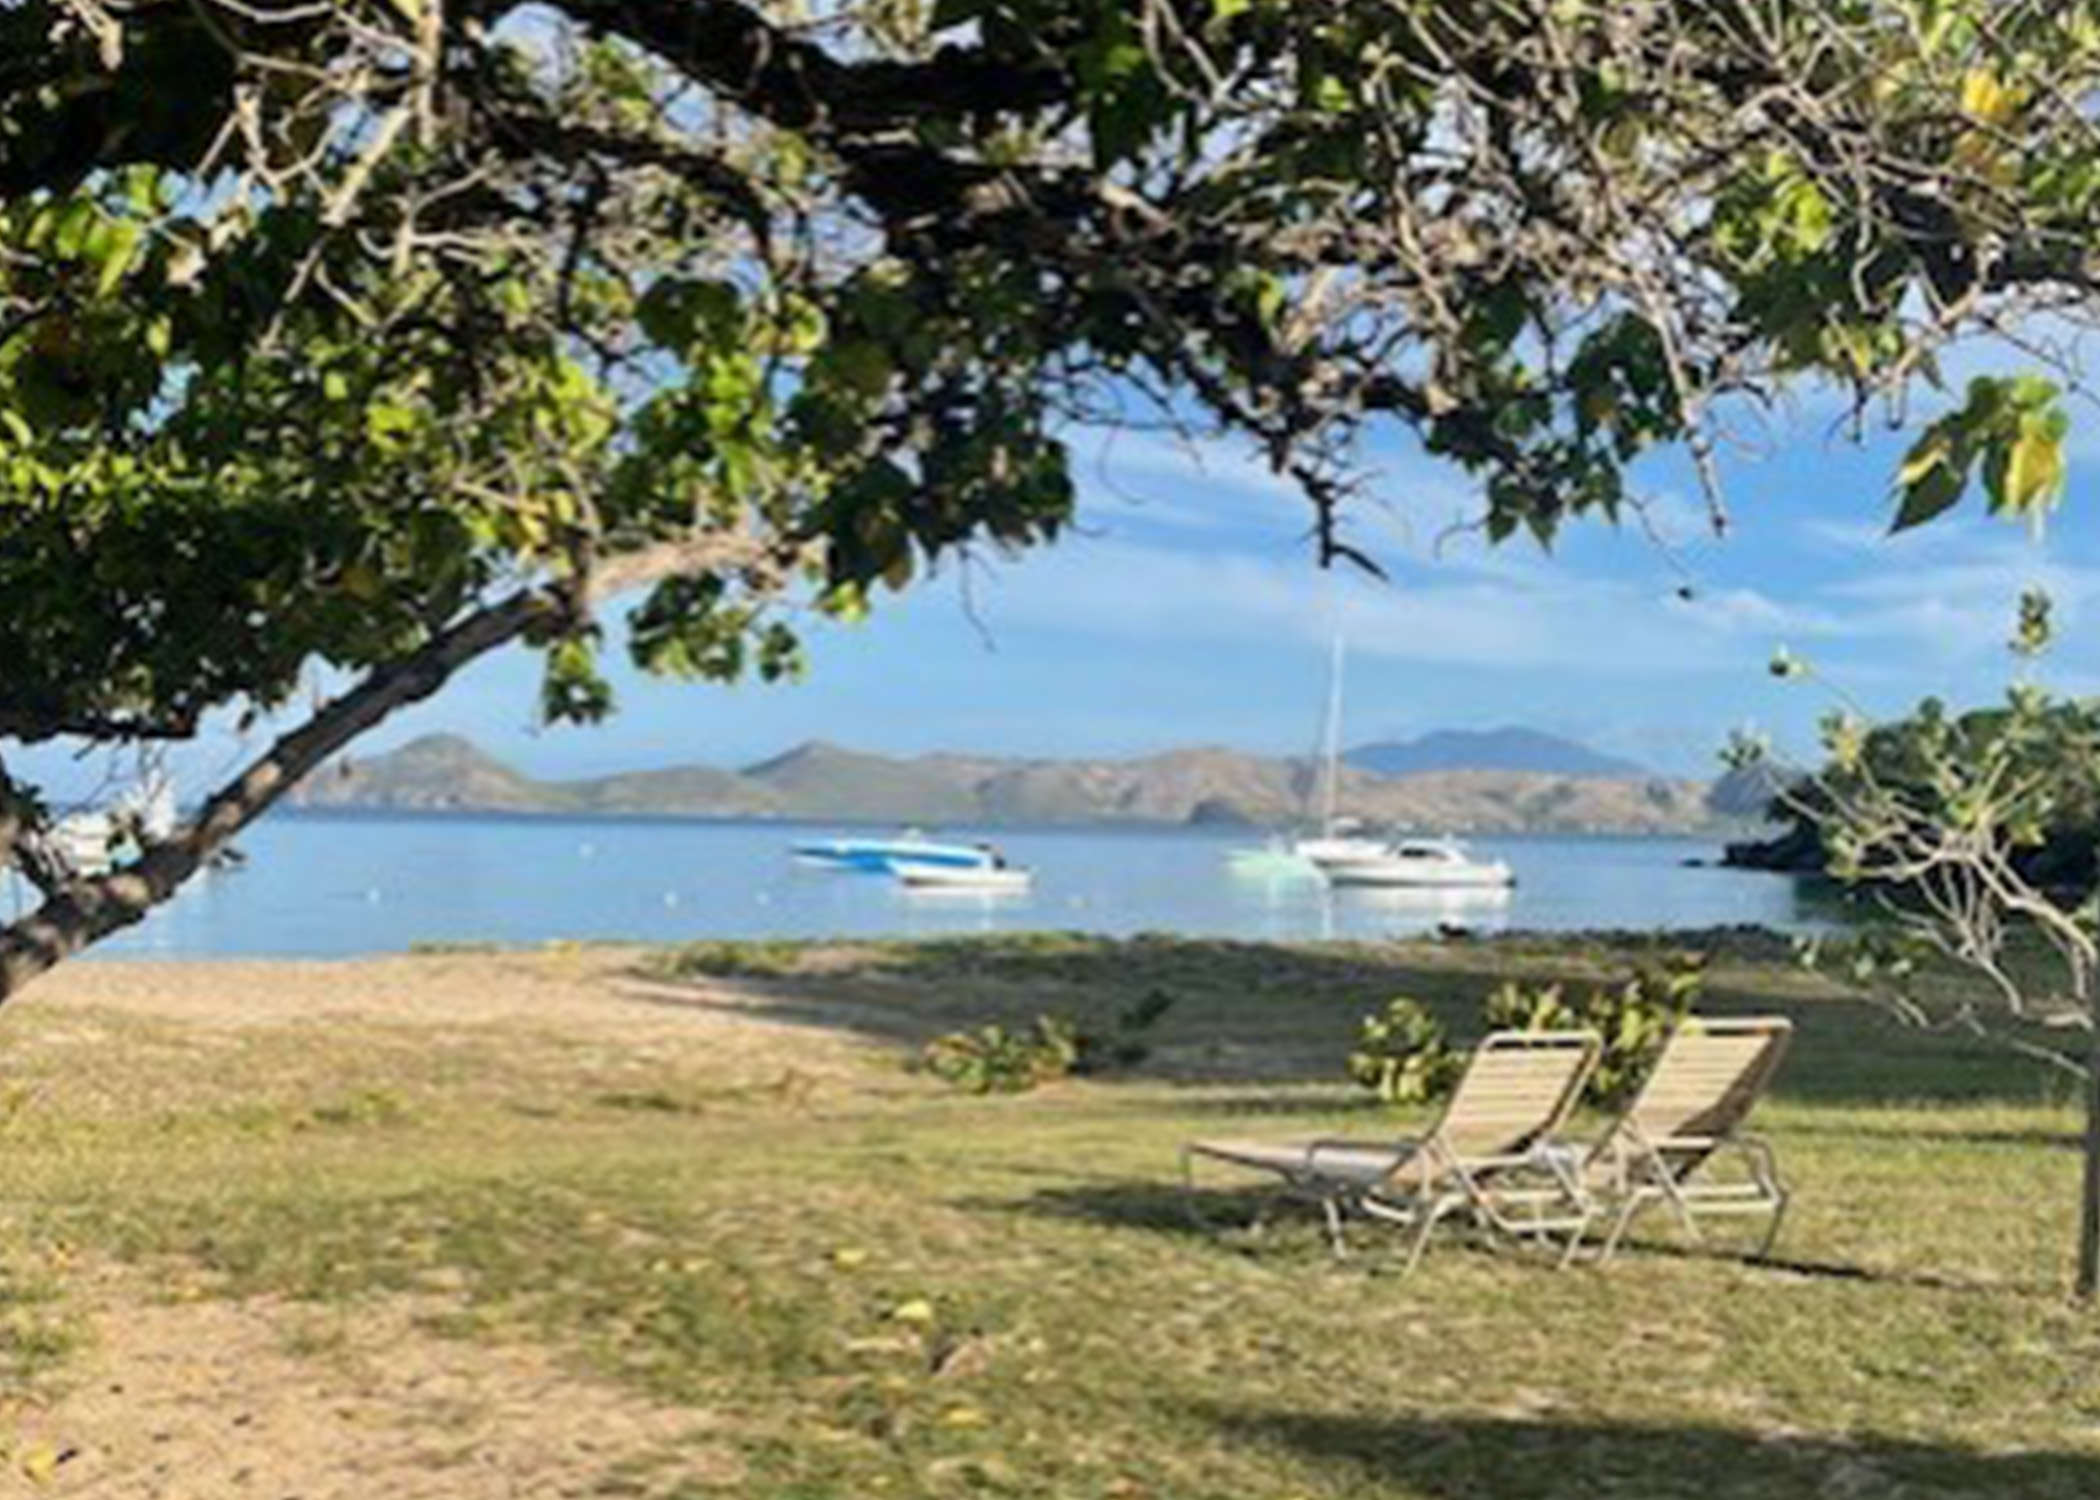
1188,1406 -> 2100,1499
622,933 -> 2059,1105
981,1178 -> 2046,1294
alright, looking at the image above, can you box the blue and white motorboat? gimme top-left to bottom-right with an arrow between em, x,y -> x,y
791,830 -> 996,875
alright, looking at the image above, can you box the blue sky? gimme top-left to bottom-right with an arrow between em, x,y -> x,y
296,390 -> 2097,783
24,379 -> 2097,801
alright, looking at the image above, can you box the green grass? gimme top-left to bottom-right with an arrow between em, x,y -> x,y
5,932 -> 2100,1496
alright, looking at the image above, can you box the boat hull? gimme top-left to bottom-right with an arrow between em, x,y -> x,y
1326,861 -> 1515,889
895,865 -> 1032,893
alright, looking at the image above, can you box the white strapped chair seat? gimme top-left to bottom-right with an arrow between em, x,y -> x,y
1582,1015 -> 1794,1262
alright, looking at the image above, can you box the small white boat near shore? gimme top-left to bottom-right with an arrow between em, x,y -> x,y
894,863 -> 1033,894
1323,837 -> 1515,890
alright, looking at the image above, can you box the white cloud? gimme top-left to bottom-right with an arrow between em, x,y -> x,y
943,530 -> 1818,677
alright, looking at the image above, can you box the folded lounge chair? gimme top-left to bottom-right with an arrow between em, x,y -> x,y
1581,1015 -> 1794,1262
1182,1029 -> 1600,1273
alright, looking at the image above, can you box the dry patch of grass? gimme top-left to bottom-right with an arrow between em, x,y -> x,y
0,935 -> 2096,1497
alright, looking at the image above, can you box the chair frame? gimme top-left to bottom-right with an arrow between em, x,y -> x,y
1580,1016 -> 1794,1263
1182,1029 -> 1600,1272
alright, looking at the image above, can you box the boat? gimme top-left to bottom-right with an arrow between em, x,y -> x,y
46,771 -> 179,879
1251,629 -> 1389,874
792,830 -> 995,874
1322,837 -> 1516,889
894,863 -> 1033,894
1293,820 -> 1393,874
1226,836 -> 1324,880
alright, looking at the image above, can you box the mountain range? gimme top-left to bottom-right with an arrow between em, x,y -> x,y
1342,728 -> 1650,780
289,732 -> 1757,834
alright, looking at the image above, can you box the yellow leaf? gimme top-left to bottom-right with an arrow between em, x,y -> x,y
889,1297 -> 935,1325
937,1404 -> 990,1429
19,1444 -> 61,1485
1960,68 -> 2023,124
2002,415 -> 2066,524
831,1247 -> 870,1270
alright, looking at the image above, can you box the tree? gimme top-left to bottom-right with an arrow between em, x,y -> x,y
7,0 -> 2100,999
1759,596 -> 2100,1294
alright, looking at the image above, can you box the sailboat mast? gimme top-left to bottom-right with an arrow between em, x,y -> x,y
1320,627 -> 1345,836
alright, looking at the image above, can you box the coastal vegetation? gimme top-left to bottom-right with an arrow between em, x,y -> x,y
8,0 -> 2100,990
1,933 -> 2098,1494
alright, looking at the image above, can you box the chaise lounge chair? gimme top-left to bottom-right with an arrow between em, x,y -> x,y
1182,1029 -> 1600,1273
1580,1015 -> 1794,1263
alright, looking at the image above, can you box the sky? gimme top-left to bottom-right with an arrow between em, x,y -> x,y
24,368 -> 2100,802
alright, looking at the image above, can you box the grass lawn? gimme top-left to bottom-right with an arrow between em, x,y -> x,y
1,931 -> 2098,1497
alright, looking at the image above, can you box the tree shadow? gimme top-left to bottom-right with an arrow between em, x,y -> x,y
1186,1405 -> 2100,1498
615,933 -> 2059,1105
976,1178 -> 2044,1293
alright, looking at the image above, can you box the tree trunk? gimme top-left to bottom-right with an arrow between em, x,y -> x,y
2082,1024 -> 2100,1299
0,590 -> 547,1002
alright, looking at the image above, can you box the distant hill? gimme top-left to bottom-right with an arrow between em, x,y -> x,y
1345,728 -> 1650,780
740,741 -> 979,822
294,732 -> 1750,834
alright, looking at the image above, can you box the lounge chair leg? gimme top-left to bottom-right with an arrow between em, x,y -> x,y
1179,1149 -> 1209,1235
1754,1192 -> 1790,1262
1395,1203 -> 1447,1277
1599,1195 -> 1644,1263
1321,1195 -> 1350,1260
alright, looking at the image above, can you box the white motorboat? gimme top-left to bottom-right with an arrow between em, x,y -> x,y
894,863 -> 1033,894
1293,829 -> 1394,873
1322,837 -> 1515,889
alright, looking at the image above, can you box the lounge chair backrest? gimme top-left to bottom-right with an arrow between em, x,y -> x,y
1433,1029 -> 1600,1163
1605,1016 -> 1792,1166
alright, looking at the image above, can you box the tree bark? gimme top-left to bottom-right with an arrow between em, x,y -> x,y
0,590 -> 547,1000
2082,1020 -> 2100,1298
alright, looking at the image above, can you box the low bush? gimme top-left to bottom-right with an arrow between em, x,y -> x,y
921,1018 -> 1081,1095
920,988 -> 1177,1095
1347,998 -> 1463,1106
1352,953 -> 1708,1109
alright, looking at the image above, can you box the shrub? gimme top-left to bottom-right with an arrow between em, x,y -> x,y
920,987 -> 1178,1095
1073,987 -> 1177,1075
1349,954 -> 1708,1111
1482,979 -> 1579,1033
921,1018 -> 1081,1095
1347,998 -> 1463,1106
1582,953 -> 1705,1106
1475,955 -> 1705,1107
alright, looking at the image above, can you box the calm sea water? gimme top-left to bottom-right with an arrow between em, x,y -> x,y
26,812 -> 1821,960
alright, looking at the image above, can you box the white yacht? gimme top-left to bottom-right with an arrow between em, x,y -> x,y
1322,836 -> 1515,889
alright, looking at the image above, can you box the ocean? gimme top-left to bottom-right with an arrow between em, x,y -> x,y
25,812 -> 1823,959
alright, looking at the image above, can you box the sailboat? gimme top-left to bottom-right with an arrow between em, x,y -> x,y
1227,630 -> 1382,879
1292,631 -> 1387,871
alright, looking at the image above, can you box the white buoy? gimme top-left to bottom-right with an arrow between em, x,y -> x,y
662,891 -> 680,908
